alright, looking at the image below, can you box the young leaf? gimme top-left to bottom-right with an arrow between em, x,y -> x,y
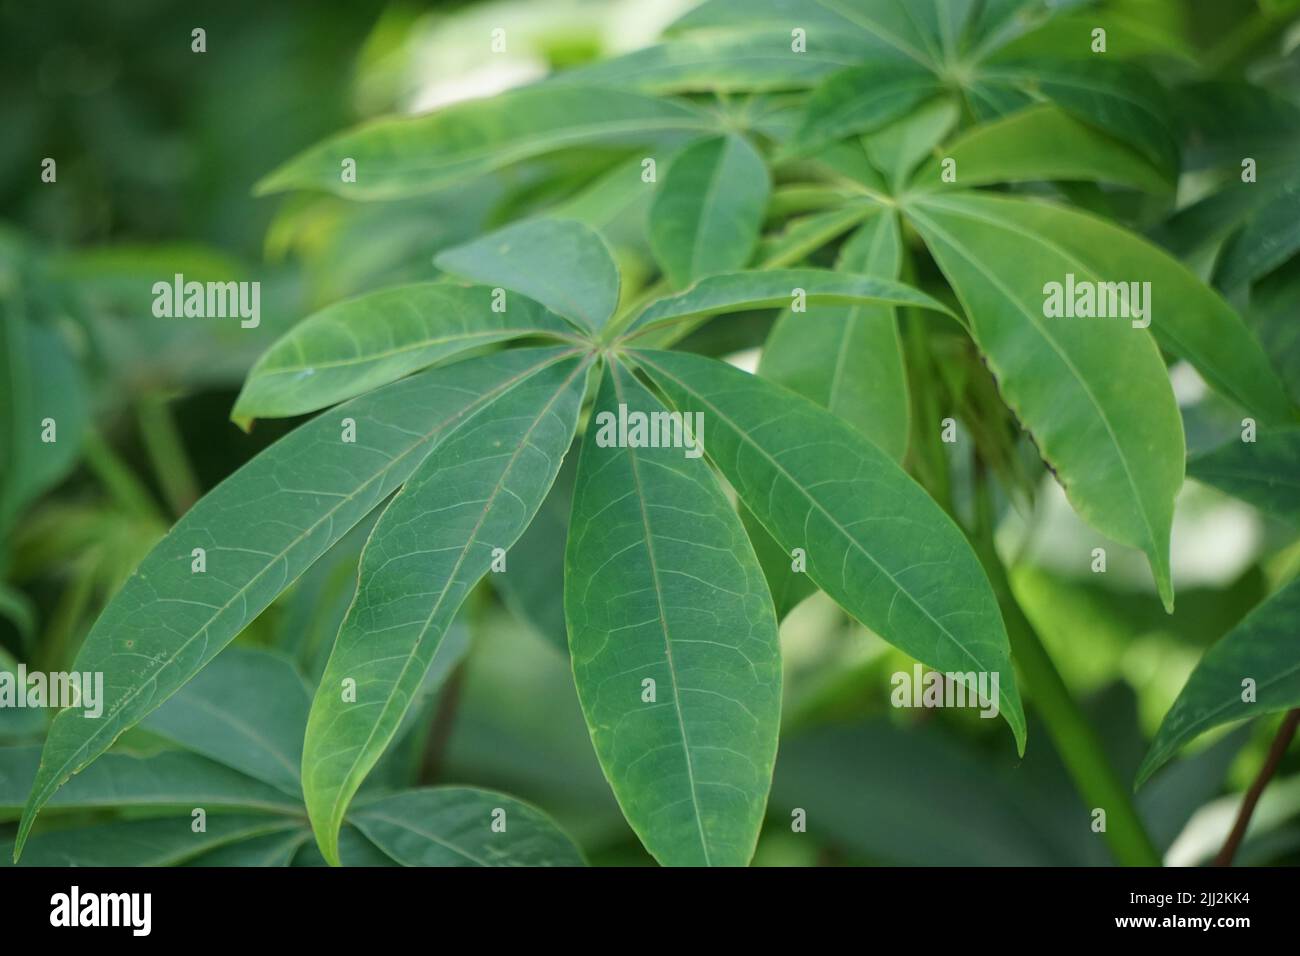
141,647 -> 312,798
565,363 -> 782,866
626,268 -> 953,340
13,347 -> 576,861
302,352 -> 590,866
649,134 -> 770,288
435,219 -> 620,335
631,349 -> 1026,751
351,788 -> 585,866
256,85 -> 713,199
905,193 -> 1185,609
760,210 -> 911,461
863,96 -> 959,188
911,105 -> 1171,194
1187,427 -> 1300,524
233,284 -> 577,424
1137,577 -> 1300,787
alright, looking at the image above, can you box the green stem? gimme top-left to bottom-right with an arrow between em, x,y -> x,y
970,460 -> 1161,867
135,395 -> 201,517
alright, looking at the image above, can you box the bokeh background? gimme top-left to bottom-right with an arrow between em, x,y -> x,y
3,0 -> 1299,865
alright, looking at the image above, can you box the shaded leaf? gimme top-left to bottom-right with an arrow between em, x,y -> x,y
565,363 -> 781,866
1188,427 -> 1300,524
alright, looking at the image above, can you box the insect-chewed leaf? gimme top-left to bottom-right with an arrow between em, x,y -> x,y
626,268 -> 952,341
565,363 -> 782,866
302,353 -> 590,866
233,283 -> 577,424
351,788 -> 586,867
142,646 -> 311,798
906,192 -> 1191,609
12,346 -> 576,861
1137,577 -> 1300,787
912,104 -> 1172,193
435,219 -> 620,335
256,85 -> 713,199
632,349 -> 1026,752
649,134 -> 770,288
1188,427 -> 1300,524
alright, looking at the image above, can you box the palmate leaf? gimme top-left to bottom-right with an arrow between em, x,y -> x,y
625,268 -> 953,342
256,85 -> 715,200
1137,577 -> 1300,787
141,647 -> 312,798
631,349 -> 1026,751
649,134 -> 771,289
12,347 -> 577,860
232,283 -> 578,424
302,350 -> 590,866
435,219 -> 620,335
185,828 -> 311,867
1187,427 -> 1300,524
565,363 -> 782,866
351,788 -> 585,867
792,61 -> 945,154
912,104 -> 1171,193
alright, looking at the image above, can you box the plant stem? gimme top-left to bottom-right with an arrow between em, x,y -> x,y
135,395 -> 201,517
1213,708 -> 1300,867
969,461 -> 1161,866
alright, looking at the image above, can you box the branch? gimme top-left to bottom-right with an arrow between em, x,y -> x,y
1213,708 -> 1300,867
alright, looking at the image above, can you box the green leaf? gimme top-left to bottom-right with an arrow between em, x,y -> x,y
1188,427 -> 1300,524
256,85 -> 714,200
565,363 -> 782,866
760,210 -> 910,461
1215,183 -> 1300,290
142,647 -> 311,798
632,349 -> 1026,751
184,828 -> 310,867
794,62 -> 944,154
912,104 -> 1171,193
863,96 -> 959,188
13,347 -> 577,861
232,283 -> 577,425
915,193 -> 1295,424
1137,577 -> 1300,787
0,313 -> 87,534
649,134 -> 771,288
904,192 -> 1185,608
0,747 -> 301,817
626,268 -> 953,341
755,203 -> 878,267
554,31 -> 865,93
981,60 -> 1181,173
351,788 -> 586,866
4,815 -> 301,867
302,351 -> 590,866
435,219 -> 620,335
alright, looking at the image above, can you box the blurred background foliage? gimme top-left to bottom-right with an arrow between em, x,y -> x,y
2,0 -> 1300,866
